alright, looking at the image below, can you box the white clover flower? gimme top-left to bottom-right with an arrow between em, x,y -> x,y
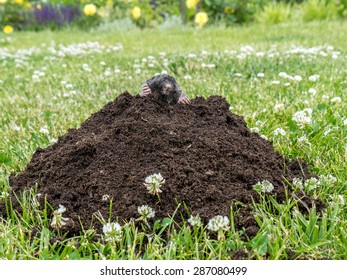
207,215 -> 230,232
188,215 -> 203,227
297,135 -> 310,146
278,72 -> 288,78
100,61 -> 106,66
144,173 -> 165,196
11,124 -> 21,131
104,68 -> 112,76
257,72 -> 265,78
319,51 -> 327,57
274,103 -> 284,112
57,204 -> 66,214
260,134 -> 268,140
343,119 -> 347,126
308,88 -> 317,95
322,94 -> 329,100
319,174 -> 337,185
324,128 -> 331,136
234,73 -> 242,77
32,71 -> 45,78
39,127 -> 49,134
137,205 -> 155,220
331,96 -> 341,103
294,75 -> 302,82
102,222 -> 122,242
308,74 -> 319,82
336,195 -> 345,206
332,52 -> 339,59
305,177 -> 319,190
184,75 -> 192,80
273,128 -> 286,136
253,180 -> 274,193
163,59 -> 169,66
51,205 -> 69,229
201,50 -> 208,56
292,178 -> 304,189
82,63 -> 91,72
284,82 -> 290,87
271,80 -> 280,85
65,83 -> 73,89
240,45 -> 254,53
250,127 -> 260,133
295,174 -> 337,193
0,191 -> 9,200
32,74 -> 40,83
292,108 -> 312,128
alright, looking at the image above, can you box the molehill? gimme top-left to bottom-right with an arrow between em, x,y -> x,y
6,93 -> 320,236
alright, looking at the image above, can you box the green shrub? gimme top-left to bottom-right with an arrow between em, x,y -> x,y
0,0 -> 29,31
126,0 -> 180,29
300,0 -> 338,21
335,0 -> 347,18
255,1 -> 292,24
201,0 -> 269,25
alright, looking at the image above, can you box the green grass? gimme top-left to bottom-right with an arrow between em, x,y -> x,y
1,20 -> 347,260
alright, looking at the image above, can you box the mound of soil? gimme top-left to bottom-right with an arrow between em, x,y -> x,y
6,93 -> 319,236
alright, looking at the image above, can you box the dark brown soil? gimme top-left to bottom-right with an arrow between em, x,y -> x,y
5,93 -> 320,236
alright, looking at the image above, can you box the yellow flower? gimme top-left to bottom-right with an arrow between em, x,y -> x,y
194,11 -> 208,27
131,6 -> 141,20
224,7 -> 234,15
83,3 -> 97,16
186,0 -> 199,9
14,0 -> 24,5
36,4 -> 41,10
3,25 -> 14,34
0,0 -> 8,5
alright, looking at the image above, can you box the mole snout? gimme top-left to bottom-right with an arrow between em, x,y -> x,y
140,74 -> 190,105
163,83 -> 173,93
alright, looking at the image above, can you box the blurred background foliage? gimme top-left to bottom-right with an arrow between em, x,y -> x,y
0,0 -> 346,32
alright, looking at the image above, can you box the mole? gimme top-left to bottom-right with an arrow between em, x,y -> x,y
140,74 -> 190,104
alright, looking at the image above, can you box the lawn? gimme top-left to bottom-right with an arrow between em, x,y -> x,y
0,20 -> 347,259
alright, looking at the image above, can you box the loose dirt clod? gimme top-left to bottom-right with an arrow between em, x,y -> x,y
6,93 -> 320,236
